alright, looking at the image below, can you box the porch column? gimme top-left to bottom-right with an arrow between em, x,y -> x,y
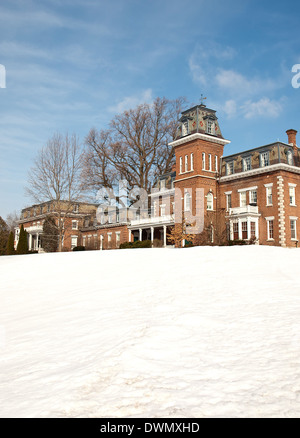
163,225 -> 167,247
139,228 -> 142,241
247,219 -> 250,241
36,233 -> 39,250
100,235 -> 103,250
128,229 -> 132,242
238,218 -> 242,240
28,233 -> 32,251
150,227 -> 154,244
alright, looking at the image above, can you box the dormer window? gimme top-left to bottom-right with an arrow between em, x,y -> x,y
260,151 -> 270,167
287,150 -> 293,166
182,120 -> 189,136
242,156 -> 251,171
206,119 -> 214,135
160,179 -> 166,191
226,161 -> 234,175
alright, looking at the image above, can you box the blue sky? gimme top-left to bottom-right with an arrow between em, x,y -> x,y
1,0 -> 300,219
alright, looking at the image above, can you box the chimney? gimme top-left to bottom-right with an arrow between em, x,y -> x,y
286,129 -> 297,147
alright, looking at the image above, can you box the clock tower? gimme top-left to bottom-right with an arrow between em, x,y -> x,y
169,102 -> 231,241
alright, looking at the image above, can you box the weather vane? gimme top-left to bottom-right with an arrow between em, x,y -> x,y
200,94 -> 207,105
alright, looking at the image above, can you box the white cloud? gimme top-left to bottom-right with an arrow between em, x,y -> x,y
215,69 -> 279,96
108,89 -> 153,114
242,98 -> 282,119
223,99 -> 238,118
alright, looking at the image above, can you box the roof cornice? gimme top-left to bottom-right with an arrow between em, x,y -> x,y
169,133 -> 231,148
220,163 -> 300,182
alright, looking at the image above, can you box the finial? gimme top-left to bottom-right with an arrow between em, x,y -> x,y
200,94 -> 207,106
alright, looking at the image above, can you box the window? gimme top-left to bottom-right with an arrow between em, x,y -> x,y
202,153 -> 205,170
267,219 -> 274,240
184,191 -> 191,211
185,155 -> 188,172
290,219 -> 297,240
289,185 -> 296,206
226,161 -> 234,175
240,191 -> 247,207
191,153 -> 194,171
71,236 -> 78,249
260,151 -> 270,167
215,155 -> 218,172
73,204 -> 79,213
72,220 -> 78,230
160,179 -> 166,191
249,190 -> 257,205
206,119 -> 214,134
47,204 -> 51,213
287,150 -> 293,165
251,222 -> 256,239
208,154 -> 212,171
233,222 -> 239,240
242,222 -> 248,240
160,204 -> 166,216
94,235 -> 98,249
116,232 -> 121,248
108,233 -> 112,249
207,192 -> 213,211
226,193 -> 232,211
182,120 -> 188,136
243,156 -> 251,171
180,157 -> 183,174
82,236 -> 86,247
40,206 -> 43,215
266,186 -> 273,206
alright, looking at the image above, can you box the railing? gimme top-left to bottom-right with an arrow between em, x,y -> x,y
130,214 -> 174,226
228,205 -> 259,215
24,225 -> 43,233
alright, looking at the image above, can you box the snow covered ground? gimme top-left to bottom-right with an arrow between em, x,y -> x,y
1,245 -> 300,418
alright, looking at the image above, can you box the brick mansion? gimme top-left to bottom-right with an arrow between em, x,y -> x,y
15,102 -> 300,250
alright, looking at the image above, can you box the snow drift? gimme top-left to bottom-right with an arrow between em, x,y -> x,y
1,246 -> 300,418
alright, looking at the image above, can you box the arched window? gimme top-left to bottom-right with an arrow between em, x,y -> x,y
207,192 -> 213,210
184,191 -> 191,211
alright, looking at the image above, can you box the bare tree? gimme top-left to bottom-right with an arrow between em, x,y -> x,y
6,211 -> 20,232
83,96 -> 186,204
26,133 -> 84,252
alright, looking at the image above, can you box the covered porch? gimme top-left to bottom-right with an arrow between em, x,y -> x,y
128,215 -> 175,247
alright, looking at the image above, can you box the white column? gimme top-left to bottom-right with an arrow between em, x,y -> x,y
129,229 -> 132,242
150,227 -> 154,244
29,233 -> 32,251
163,225 -> 167,247
238,218 -> 242,240
139,228 -> 142,241
100,235 -> 103,250
247,219 -> 250,241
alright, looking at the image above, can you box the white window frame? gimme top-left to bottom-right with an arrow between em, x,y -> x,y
72,220 -> 78,230
225,191 -> 232,211
265,183 -> 273,206
226,161 -> 234,175
71,235 -> 78,249
184,191 -> 191,212
289,184 -> 296,206
266,217 -> 275,241
207,192 -> 213,211
240,191 -> 247,207
202,153 -> 205,170
208,154 -> 212,171
180,157 -> 183,174
290,217 -> 298,240
215,155 -> 218,172
249,190 -> 257,204
260,151 -> 270,167
242,156 -> 251,172
190,153 -> 194,171
185,155 -> 188,172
